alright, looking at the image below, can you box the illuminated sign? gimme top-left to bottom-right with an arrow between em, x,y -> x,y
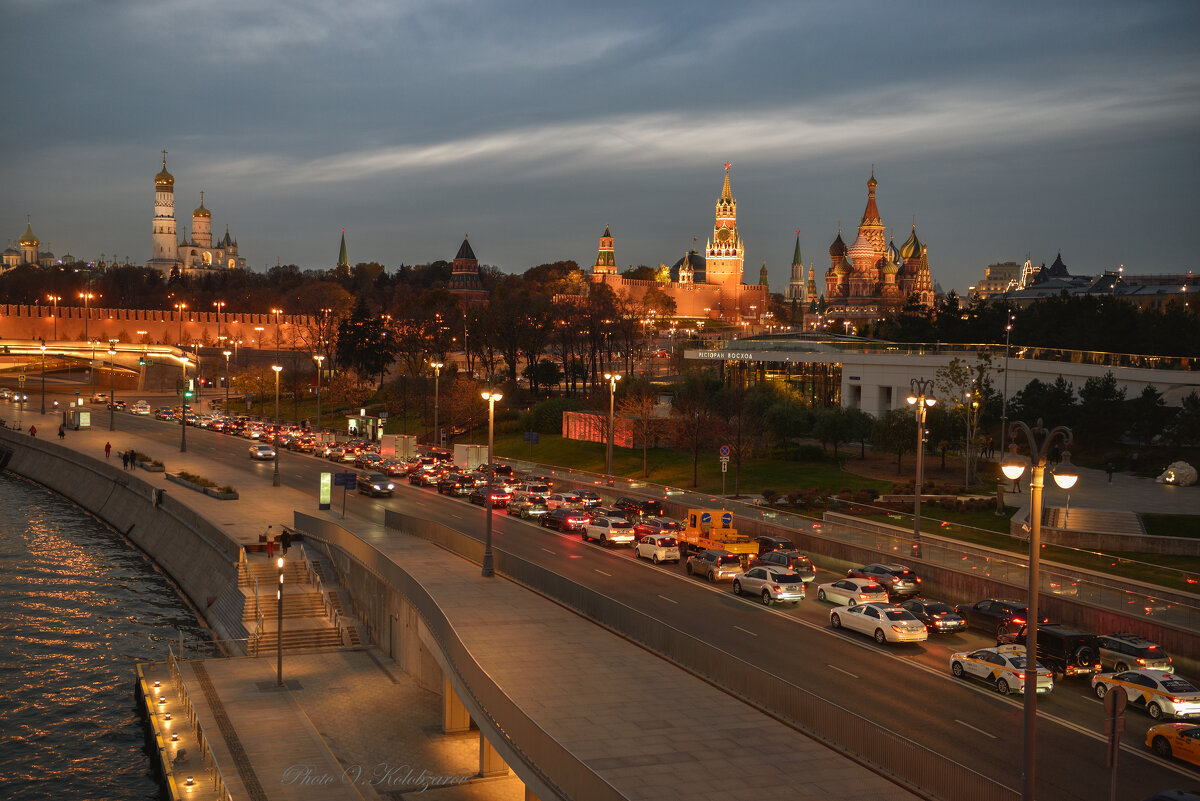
697,351 -> 753,360
319,472 -> 332,510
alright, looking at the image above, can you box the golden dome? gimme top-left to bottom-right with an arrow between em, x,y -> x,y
193,192 -> 210,218
155,152 -> 174,188
19,220 -> 39,247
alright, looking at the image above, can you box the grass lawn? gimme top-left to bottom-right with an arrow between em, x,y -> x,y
1142,513 -> 1200,540
495,430 -> 891,497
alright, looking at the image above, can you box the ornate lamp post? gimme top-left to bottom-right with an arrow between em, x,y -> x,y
313,355 -> 325,433
481,390 -> 503,578
1000,420 -> 1077,801
1000,313 -> 1015,448
39,341 -> 46,415
905,377 -> 936,558
173,301 -> 187,345
80,292 -> 95,341
276,556 -> 285,686
272,365 -> 283,487
213,300 -> 225,344
430,361 -> 443,450
603,372 -> 621,483
108,343 -> 117,431
47,295 -> 60,339
222,350 -> 232,412
179,357 -> 190,452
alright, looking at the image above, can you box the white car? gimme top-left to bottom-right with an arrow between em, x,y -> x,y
634,533 -> 680,564
831,603 -> 927,644
249,443 -> 276,460
734,566 -> 807,606
951,644 -> 1054,695
546,492 -> 584,510
1092,669 -> 1200,720
815,578 -> 889,606
0,389 -> 9,400
582,515 -> 636,546
130,400 -> 151,415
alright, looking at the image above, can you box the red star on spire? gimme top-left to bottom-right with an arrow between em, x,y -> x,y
796,229 -> 800,235
724,162 -> 731,170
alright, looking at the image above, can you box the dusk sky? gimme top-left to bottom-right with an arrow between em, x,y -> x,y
3,0 -> 1199,296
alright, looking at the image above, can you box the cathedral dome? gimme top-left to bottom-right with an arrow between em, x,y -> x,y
834,257 -> 851,276
828,231 -> 846,259
19,221 -> 39,247
155,155 -> 174,188
193,199 -> 210,218
847,231 -> 875,263
900,226 -> 922,260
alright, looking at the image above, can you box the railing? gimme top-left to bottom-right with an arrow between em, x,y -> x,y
167,646 -> 233,801
237,548 -> 265,656
299,543 -> 347,646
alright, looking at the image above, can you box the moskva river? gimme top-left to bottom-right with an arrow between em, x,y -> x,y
0,473 -> 209,800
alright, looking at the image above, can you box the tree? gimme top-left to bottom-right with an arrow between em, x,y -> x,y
845,407 -> 875,458
812,406 -> 852,457
1076,371 -> 1128,445
335,298 -> 396,386
618,377 -> 662,478
763,390 -> 811,460
873,408 -> 915,473
1128,386 -> 1168,444
671,372 -> 723,486
1166,391 -> 1200,446
1010,377 -> 1077,429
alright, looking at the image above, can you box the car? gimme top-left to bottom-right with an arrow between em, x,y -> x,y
576,490 -> 603,509
11,392 -> 26,402
437,473 -> 471,496
517,482 -> 552,499
507,499 -> 550,519
524,474 -> 554,490
90,392 -> 109,404
469,486 -> 512,508
1145,722 -> 1200,766
900,599 -> 966,634
541,508 -> 590,532
107,399 -> 128,411
412,468 -> 442,488
846,563 -> 921,600
735,566 -> 806,605
954,599 -> 1048,636
996,623 -> 1102,679
613,496 -> 666,520
686,549 -> 743,582
832,603 -> 928,644
356,472 -> 395,497
130,400 -> 152,415
491,464 -> 514,478
633,516 -> 683,539
582,515 -> 637,546
633,533 -> 681,564
0,389 -> 9,400
545,492 -> 584,510
950,644 -> 1054,695
751,550 -> 817,583
815,578 -> 889,606
248,443 -> 276,460
1098,633 -> 1173,673
1092,670 -> 1200,720
754,535 -> 795,555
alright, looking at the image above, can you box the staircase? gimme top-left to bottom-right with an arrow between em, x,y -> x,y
237,553 -> 362,654
1044,507 -> 1145,536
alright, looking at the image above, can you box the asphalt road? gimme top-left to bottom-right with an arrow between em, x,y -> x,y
36,392 -> 1200,801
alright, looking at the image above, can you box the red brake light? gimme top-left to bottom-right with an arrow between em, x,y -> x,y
859,594 -> 869,599
1015,672 -> 1025,680
1137,658 -> 1146,665
1011,617 -> 1025,625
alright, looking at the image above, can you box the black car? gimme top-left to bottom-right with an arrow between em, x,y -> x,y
541,508 -> 590,531
469,486 -> 512,508
955,599 -> 1049,635
634,516 -> 682,539
437,473 -> 470,496
997,623 -> 1103,678
900,599 -> 966,634
356,472 -> 394,497
576,490 -> 603,509
613,497 -> 650,520
846,564 -> 921,600
752,550 -> 816,583
754,535 -> 796,555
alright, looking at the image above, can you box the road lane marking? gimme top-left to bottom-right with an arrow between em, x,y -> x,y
656,594 -> 678,604
733,625 -> 757,637
541,548 -> 556,555
955,719 -> 997,739
450,514 -> 463,520
594,569 -> 611,577
827,664 -> 859,679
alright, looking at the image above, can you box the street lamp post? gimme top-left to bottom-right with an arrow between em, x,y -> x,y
108,344 -> 117,431
1001,313 -> 1014,449
180,357 -> 190,452
906,377 -> 936,558
604,372 -> 621,483
313,355 -> 325,433
481,390 -> 503,578
174,302 -> 187,345
47,295 -> 60,339
272,365 -> 283,487
39,341 -> 46,415
222,350 -> 232,413
213,300 -> 225,345
430,361 -> 443,450
1000,421 -> 1077,801
80,292 -> 95,341
276,556 -> 285,686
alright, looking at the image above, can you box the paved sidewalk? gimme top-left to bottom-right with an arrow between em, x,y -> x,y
999,462 -> 1200,516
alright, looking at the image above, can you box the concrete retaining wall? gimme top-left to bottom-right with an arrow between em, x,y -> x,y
0,430 -> 246,652
1037,527 -> 1200,557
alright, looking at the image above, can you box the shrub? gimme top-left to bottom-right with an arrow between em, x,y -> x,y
761,489 -> 779,506
217,485 -> 237,494
177,471 -> 216,488
521,397 -> 585,434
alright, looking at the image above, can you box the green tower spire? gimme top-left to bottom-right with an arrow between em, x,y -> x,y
337,228 -> 349,270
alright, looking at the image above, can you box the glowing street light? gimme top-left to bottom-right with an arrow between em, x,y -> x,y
80,292 -> 95,340
39,341 -> 46,415
212,300 -> 226,345
313,354 -> 325,432
430,361 -> 443,450
604,372 -> 621,483
481,389 -> 503,578
47,295 -> 60,339
906,377 -> 936,558
108,343 -> 117,431
173,301 -> 187,345
222,350 -> 232,412
272,365 -> 283,487
1000,420 -> 1077,801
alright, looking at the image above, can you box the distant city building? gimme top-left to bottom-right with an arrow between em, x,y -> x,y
820,170 -> 935,329
448,236 -> 488,307
591,164 -> 767,320
147,151 -> 246,276
969,261 -> 1024,298
970,253 -> 1198,311
2,217 -> 56,269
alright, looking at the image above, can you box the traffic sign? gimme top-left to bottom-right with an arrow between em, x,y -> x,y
700,511 -> 712,524
18,374 -> 26,386
722,511 -> 733,527
332,472 -> 357,487
719,444 -> 730,458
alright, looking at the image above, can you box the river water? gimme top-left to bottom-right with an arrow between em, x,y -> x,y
0,472 -> 209,800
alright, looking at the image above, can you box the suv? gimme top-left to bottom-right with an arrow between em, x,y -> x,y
754,536 -> 796,554
1097,633 -> 1173,672
955,599 -> 1048,635
997,623 -> 1103,678
687,549 -> 742,582
752,550 -> 816,583
582,515 -> 637,546
847,564 -> 921,600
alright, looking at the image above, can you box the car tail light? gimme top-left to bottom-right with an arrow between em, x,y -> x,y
1011,617 -> 1025,625
859,594 -> 869,600
1015,672 -> 1025,680
771,585 -> 782,593
1172,697 -> 1186,704
891,625 -> 905,633
1137,658 -> 1146,665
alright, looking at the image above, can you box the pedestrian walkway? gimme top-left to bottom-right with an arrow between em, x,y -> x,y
43,413 -> 925,799
999,462 -> 1200,517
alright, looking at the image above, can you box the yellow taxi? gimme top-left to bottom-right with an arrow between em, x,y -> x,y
1146,722 -> 1200,766
1092,669 -> 1200,720
949,644 -> 1054,695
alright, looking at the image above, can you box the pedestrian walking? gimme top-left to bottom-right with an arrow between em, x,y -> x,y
57,424 -> 66,440
127,449 -> 136,468
265,525 -> 275,559
28,424 -> 36,437
121,451 -> 129,470
280,528 -> 292,555
1106,462 -> 1115,483
105,441 -> 112,458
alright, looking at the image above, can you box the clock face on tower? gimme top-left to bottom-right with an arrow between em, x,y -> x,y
717,228 -> 731,243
